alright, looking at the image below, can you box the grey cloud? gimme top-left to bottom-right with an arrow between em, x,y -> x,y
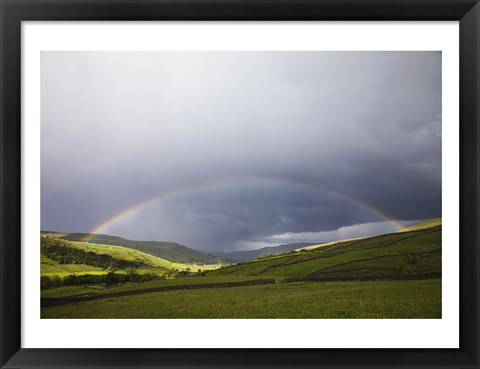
41,51 -> 441,251
238,220 -> 421,251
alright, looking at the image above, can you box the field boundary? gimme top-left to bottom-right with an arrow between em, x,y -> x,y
283,271 -> 441,283
41,278 -> 276,308
305,250 -> 441,277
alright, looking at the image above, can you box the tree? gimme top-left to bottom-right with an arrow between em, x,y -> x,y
139,273 -> 153,283
51,275 -> 62,287
126,267 -> 137,276
40,276 -> 52,290
105,272 -> 118,286
63,274 -> 79,285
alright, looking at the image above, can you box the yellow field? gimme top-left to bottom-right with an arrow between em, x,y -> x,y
41,263 -> 107,277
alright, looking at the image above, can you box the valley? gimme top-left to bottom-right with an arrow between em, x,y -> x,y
40,218 -> 442,319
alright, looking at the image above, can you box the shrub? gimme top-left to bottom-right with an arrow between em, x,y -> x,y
41,276 -> 52,290
105,272 -> 118,286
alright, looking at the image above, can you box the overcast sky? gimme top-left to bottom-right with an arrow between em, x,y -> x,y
41,51 -> 441,252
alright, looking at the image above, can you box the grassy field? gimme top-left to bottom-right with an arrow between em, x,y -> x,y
41,275 -> 271,298
41,279 -> 441,319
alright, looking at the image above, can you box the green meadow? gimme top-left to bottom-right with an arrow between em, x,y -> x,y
41,275 -> 270,298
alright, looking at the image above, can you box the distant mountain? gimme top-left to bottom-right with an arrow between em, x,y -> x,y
61,233 -> 226,265
208,243 -> 317,262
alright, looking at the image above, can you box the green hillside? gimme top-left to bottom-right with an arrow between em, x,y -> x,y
41,236 -> 224,276
294,236 -> 367,252
62,233 -> 225,264
209,221 -> 441,279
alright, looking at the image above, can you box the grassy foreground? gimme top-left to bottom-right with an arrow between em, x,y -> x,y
41,279 -> 441,319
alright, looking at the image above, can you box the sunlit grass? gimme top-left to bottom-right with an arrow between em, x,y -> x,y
401,218 -> 442,232
41,263 -> 107,277
41,275 -> 272,297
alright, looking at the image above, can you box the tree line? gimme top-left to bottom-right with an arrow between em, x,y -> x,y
41,271 -> 156,290
42,243 -> 143,270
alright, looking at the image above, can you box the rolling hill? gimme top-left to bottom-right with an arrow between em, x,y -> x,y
41,236 -> 225,278
60,233 -> 226,264
209,219 -> 441,279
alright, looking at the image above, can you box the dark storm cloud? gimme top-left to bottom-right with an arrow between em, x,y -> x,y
41,51 -> 441,251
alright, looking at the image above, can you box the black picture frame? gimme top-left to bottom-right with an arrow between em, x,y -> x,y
1,1 -> 479,368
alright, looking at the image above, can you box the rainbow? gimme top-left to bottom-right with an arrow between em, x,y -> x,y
81,177 -> 405,242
